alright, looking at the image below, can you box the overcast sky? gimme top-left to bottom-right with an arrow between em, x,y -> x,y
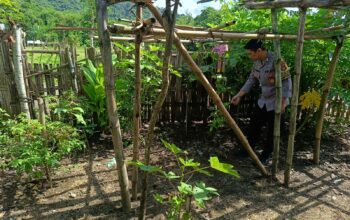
153,0 -> 222,17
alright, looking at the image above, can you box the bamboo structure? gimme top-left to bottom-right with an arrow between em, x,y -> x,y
96,0 -> 131,212
109,25 -> 337,40
284,8 -> 307,187
139,1 -> 180,219
271,7 -> 282,177
314,38 -> 344,165
12,25 -> 31,118
245,0 -> 350,9
131,3 -> 142,202
145,3 -> 269,176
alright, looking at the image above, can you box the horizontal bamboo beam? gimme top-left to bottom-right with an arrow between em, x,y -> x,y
209,20 -> 236,31
95,36 -> 227,43
109,24 -> 339,40
25,56 -> 101,78
23,49 -> 60,54
53,26 -> 97,31
306,24 -> 346,34
244,0 -> 350,9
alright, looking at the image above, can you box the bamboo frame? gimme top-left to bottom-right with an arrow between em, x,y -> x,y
314,38 -> 343,165
146,3 -> 269,176
245,0 -> 350,9
131,3 -> 142,202
271,8 -> 282,177
96,0 -> 131,211
139,2 -> 180,219
284,8 -> 307,187
109,25 -> 336,40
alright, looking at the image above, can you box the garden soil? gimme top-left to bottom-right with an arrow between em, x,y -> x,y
1,124 -> 349,220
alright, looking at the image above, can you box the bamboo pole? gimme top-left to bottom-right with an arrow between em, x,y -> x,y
146,3 -> 269,176
245,0 -> 350,9
314,38 -> 344,165
208,20 -> 236,31
98,36 -> 227,43
12,25 -> 31,118
67,49 -> 78,92
305,24 -> 346,34
139,2 -> 180,219
109,25 -> 335,40
96,0 -> 131,212
284,8 -> 307,187
131,3 -> 142,202
23,49 -> 60,54
271,7 -> 282,177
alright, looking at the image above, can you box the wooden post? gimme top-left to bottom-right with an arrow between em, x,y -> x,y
67,49 -> 78,92
271,7 -> 282,177
146,2 -> 268,176
96,0 -> 131,212
314,39 -> 343,164
284,8 -> 307,187
12,25 -> 31,118
131,3 -> 142,201
139,1 -> 180,219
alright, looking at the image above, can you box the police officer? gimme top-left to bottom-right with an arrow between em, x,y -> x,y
231,39 -> 292,164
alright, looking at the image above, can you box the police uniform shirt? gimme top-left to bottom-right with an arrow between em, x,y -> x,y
240,52 -> 292,112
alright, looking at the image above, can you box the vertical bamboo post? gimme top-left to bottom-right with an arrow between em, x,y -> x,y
131,3 -> 142,201
284,8 -> 307,187
146,3 -> 268,176
96,0 -> 131,212
67,49 -> 78,92
12,25 -> 31,118
139,1 -> 180,219
271,7 -> 282,177
314,39 -> 343,164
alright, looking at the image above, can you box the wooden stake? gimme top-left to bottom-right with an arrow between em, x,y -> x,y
146,3 -> 269,176
96,0 -> 131,212
139,1 -> 180,219
314,38 -> 343,165
271,8 -> 282,177
12,25 -> 31,118
284,8 -> 307,187
131,3 -> 142,202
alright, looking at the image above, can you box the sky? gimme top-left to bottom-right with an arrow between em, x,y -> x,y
153,0 -> 222,17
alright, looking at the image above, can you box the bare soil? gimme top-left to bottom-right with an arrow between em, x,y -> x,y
1,123 -> 349,220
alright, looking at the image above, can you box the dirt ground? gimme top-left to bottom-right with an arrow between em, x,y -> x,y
1,123 -> 349,220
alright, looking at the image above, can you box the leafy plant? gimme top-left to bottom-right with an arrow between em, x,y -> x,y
130,140 -> 239,219
81,60 -> 108,129
0,109 -> 84,182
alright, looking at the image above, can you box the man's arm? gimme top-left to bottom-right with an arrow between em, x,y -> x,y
231,70 -> 257,105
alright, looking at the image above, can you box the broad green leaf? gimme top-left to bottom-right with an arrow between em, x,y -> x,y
178,182 -> 193,195
128,161 -> 163,173
161,139 -> 182,154
209,157 -> 239,178
179,158 -> 200,168
163,171 -> 180,179
193,182 -> 219,208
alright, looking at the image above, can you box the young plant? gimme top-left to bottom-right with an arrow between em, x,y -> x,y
0,110 -> 84,183
130,140 -> 239,219
81,60 -> 108,129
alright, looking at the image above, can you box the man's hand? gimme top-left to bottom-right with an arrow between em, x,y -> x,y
281,98 -> 287,113
231,94 -> 241,105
